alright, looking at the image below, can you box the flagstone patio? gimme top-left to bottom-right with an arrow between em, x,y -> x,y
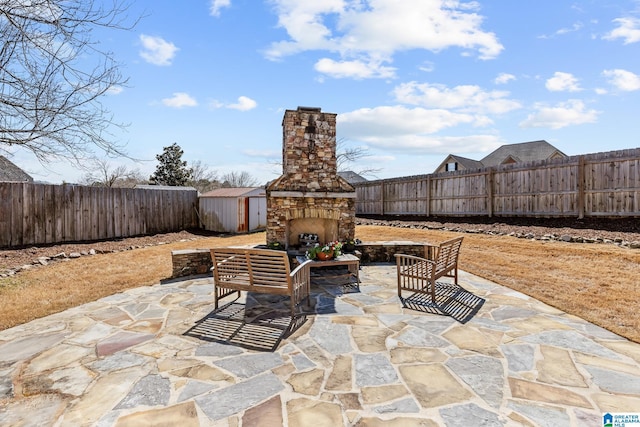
0,264 -> 639,426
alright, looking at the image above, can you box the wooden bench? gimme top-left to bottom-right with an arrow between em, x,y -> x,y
210,248 -> 312,318
394,236 -> 464,305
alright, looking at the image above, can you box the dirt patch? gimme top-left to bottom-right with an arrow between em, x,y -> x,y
0,230 -> 213,273
356,216 -> 640,244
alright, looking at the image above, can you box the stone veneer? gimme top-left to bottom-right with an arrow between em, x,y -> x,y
266,107 -> 356,248
171,249 -> 212,278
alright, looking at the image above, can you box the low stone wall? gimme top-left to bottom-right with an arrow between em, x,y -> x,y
354,241 -> 432,263
170,242 -> 433,279
171,249 -> 212,278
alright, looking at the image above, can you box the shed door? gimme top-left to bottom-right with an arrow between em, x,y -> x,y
249,197 -> 267,231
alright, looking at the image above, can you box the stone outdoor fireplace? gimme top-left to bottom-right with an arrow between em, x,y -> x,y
266,107 -> 356,249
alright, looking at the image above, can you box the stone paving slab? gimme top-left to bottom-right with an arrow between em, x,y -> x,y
0,266 -> 639,426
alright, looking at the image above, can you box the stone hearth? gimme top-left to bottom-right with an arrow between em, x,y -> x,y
266,107 -> 356,249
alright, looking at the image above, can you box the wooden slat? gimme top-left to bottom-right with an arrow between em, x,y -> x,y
0,183 -> 197,248
354,148 -> 640,218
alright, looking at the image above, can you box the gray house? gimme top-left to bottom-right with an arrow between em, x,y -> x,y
434,140 -> 567,173
0,156 -> 33,182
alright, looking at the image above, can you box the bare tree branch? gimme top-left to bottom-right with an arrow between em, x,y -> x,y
221,171 -> 259,187
336,138 -> 382,178
0,0 -> 139,163
187,160 -> 220,193
79,158 -> 146,187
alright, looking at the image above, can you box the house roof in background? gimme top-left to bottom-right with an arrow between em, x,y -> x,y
200,187 -> 265,197
480,140 -> 566,167
434,154 -> 484,173
338,171 -> 368,184
450,155 -> 484,170
0,156 -> 33,182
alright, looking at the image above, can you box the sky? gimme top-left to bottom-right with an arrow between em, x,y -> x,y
8,0 -> 640,185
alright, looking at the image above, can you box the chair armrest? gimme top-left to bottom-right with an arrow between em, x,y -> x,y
394,253 -> 429,263
290,259 -> 312,278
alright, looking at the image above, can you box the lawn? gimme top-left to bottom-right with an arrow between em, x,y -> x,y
1,225 -> 638,343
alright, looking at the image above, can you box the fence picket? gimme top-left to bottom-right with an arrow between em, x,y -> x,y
355,148 -> 640,218
0,184 -> 197,248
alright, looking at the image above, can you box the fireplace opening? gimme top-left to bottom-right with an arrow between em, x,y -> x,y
287,218 -> 338,248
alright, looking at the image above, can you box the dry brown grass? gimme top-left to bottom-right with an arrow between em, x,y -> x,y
1,226 -> 638,343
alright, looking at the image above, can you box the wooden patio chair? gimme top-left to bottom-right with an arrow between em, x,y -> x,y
395,236 -> 464,305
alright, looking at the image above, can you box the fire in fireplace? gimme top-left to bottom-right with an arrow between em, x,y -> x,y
266,107 -> 356,250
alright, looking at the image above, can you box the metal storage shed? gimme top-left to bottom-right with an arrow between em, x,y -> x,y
198,187 -> 266,233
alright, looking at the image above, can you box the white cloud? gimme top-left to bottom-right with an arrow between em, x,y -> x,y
338,106 -> 501,155
265,0 -> 503,78
139,35 -> 179,66
340,106 -> 476,138
539,22 -> 584,39
546,72 -> 582,92
603,17 -> 640,44
210,96 -> 258,111
494,73 -> 516,85
336,105 -> 501,154
228,96 -> 258,111
603,69 -> 640,91
106,86 -> 124,95
519,100 -> 599,129
419,61 -> 435,72
210,0 -> 231,17
393,82 -> 521,114
162,92 -> 198,108
314,58 -> 396,79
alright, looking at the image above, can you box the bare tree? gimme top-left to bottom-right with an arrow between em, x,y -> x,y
221,171 -> 259,188
79,158 -> 145,187
188,160 -> 220,193
0,0 -> 137,163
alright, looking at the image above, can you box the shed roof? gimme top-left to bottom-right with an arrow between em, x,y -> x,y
200,187 -> 265,198
480,140 -> 566,167
0,156 -> 33,182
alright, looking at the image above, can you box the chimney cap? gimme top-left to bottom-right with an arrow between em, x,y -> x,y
297,106 -> 321,112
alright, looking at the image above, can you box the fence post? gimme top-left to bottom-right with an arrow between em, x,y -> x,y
425,176 -> 431,217
577,155 -> 585,219
487,168 -> 494,217
380,181 -> 385,215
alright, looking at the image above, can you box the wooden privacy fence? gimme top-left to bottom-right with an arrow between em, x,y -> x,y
354,148 -> 640,218
0,183 -> 198,248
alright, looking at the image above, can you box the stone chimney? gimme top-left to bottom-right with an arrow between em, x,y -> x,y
266,107 -> 356,248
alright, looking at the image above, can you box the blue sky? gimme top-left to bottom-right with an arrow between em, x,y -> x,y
11,0 -> 640,185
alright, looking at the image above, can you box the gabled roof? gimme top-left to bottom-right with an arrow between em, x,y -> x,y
0,156 -> 33,182
338,171 -> 368,184
200,187 -> 265,198
480,140 -> 566,167
449,155 -> 484,170
434,154 -> 484,172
